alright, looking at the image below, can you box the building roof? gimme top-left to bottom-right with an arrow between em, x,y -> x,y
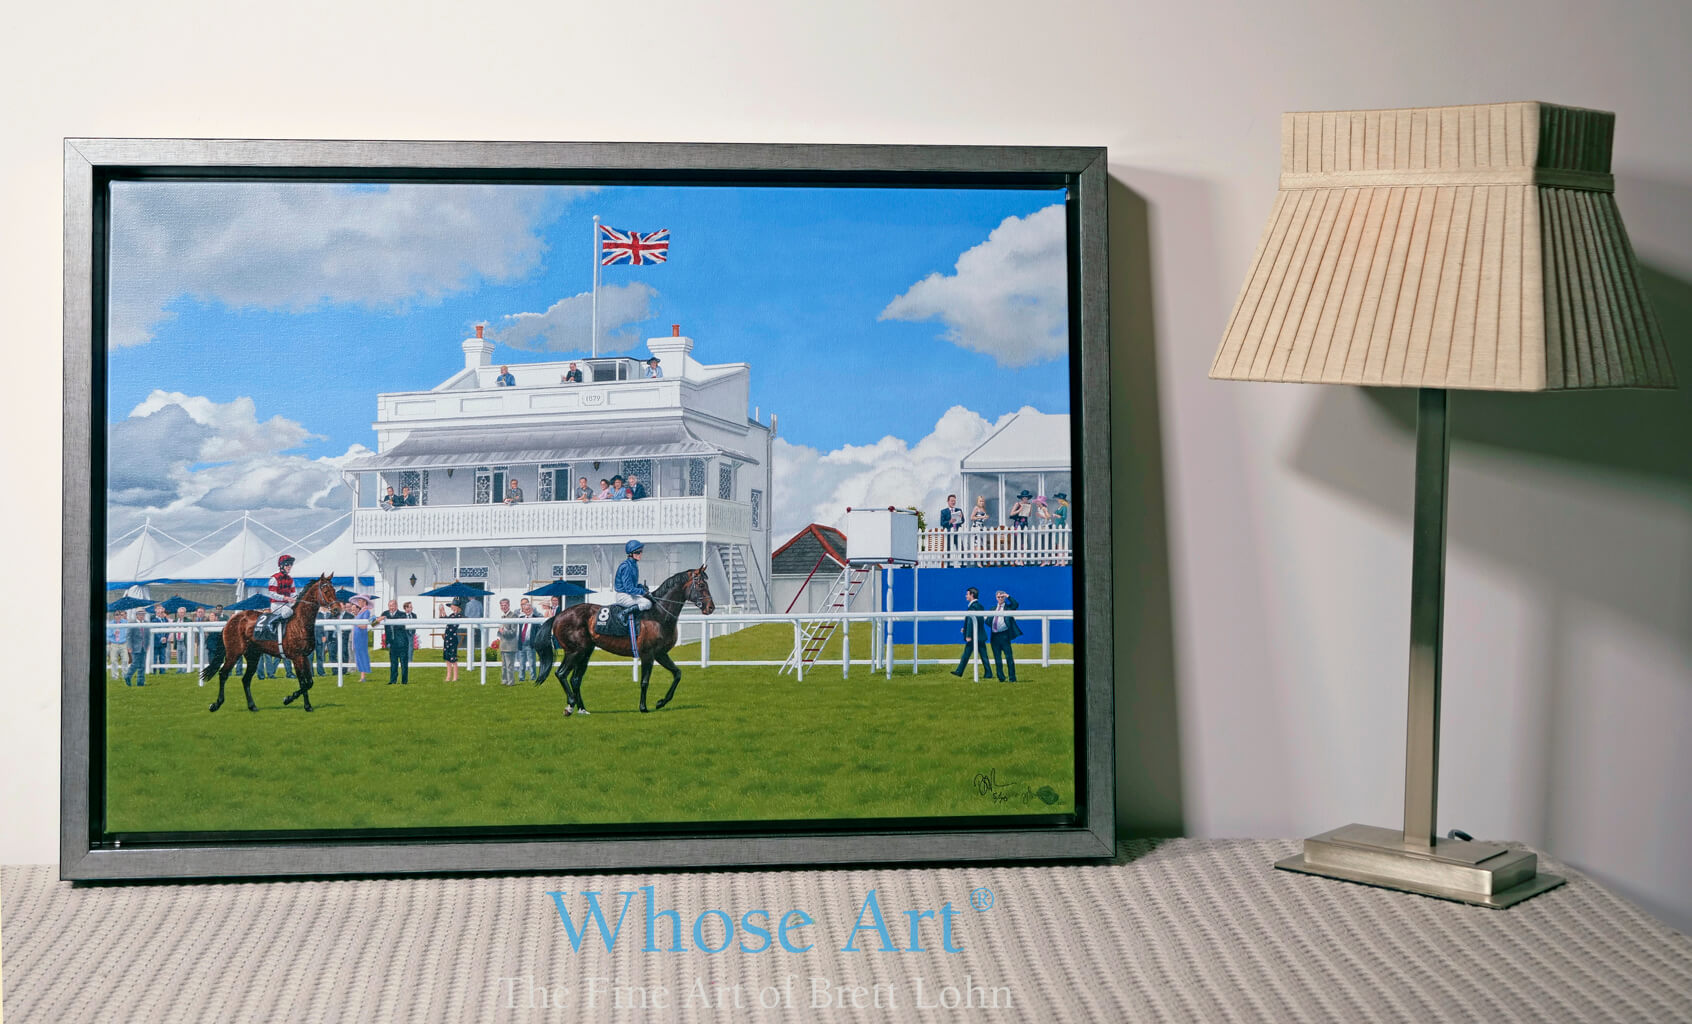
772,524 -> 848,575
960,411 -> 1071,472
346,421 -> 755,471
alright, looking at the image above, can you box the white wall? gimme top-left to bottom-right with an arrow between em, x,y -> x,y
4,0 -> 1687,929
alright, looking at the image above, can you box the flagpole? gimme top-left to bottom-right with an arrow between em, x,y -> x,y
590,215 -> 600,358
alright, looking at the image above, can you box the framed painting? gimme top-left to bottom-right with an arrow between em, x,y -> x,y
62,139 -> 1113,879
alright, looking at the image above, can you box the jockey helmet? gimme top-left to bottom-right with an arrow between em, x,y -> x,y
277,554 -> 295,568
625,539 -> 645,555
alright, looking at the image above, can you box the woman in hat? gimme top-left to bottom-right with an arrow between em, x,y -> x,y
1007,489 -> 1033,529
350,597 -> 373,683
440,601 -> 461,682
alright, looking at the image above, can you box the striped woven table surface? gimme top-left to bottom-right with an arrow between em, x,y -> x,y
5,840 -> 1689,1022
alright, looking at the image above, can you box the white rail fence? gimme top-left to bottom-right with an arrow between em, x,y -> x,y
916,526 -> 1072,566
107,609 -> 1073,687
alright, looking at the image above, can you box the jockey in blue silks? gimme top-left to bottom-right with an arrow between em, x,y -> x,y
612,539 -> 653,649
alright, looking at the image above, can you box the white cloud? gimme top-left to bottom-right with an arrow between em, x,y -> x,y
879,204 -> 1068,367
770,405 -> 1035,540
107,392 -> 368,542
108,182 -> 577,347
129,390 -> 315,460
489,281 -> 658,353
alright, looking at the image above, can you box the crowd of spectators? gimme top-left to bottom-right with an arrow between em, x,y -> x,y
106,591 -> 573,688
935,491 -> 1072,566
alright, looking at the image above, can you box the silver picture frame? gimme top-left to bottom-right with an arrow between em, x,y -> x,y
63,138 -> 1113,880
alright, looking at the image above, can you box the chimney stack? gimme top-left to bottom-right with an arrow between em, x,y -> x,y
462,324 -> 494,370
647,330 -> 694,381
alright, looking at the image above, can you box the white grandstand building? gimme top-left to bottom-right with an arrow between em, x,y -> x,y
341,327 -> 775,611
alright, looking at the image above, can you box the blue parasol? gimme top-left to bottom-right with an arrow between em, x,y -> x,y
523,580 -> 594,597
417,582 -> 491,598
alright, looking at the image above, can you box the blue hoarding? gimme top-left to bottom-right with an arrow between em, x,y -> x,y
888,566 -> 1073,644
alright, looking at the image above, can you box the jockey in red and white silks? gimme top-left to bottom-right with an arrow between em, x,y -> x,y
262,554 -> 298,629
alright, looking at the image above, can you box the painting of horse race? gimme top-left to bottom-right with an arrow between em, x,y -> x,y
100,175 -> 1083,838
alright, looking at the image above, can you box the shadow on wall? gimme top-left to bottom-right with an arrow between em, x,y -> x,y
1286,255 -> 1692,930
1107,175 -> 1186,839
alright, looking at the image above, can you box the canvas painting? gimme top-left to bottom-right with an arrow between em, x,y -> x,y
99,177 -> 1081,840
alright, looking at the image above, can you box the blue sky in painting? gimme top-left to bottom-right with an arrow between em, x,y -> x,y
104,181 -> 1072,541
108,183 -> 1068,456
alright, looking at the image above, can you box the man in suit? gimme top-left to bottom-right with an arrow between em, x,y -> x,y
124,610 -> 150,686
496,598 -> 520,686
626,473 -> 649,500
378,599 -> 416,684
516,597 -> 541,682
561,362 -> 584,383
950,587 -> 990,678
987,588 -> 1022,682
938,494 -> 964,566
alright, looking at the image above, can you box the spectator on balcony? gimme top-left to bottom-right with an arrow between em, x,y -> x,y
608,475 -> 629,500
561,362 -> 584,384
504,478 -> 524,505
1008,490 -> 1034,529
644,356 -> 663,378
595,478 -> 614,500
938,494 -> 964,566
627,473 -> 648,500
575,476 -> 593,501
398,485 -> 417,507
380,485 -> 398,510
495,365 -> 516,387
969,495 -> 990,566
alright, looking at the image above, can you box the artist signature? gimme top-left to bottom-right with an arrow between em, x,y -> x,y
972,769 -> 1060,806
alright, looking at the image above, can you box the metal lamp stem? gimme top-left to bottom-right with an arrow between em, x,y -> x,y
1274,386 -> 1564,907
1403,388 -> 1448,847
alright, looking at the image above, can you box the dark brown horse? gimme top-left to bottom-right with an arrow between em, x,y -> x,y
201,574 -> 341,713
532,566 -> 715,714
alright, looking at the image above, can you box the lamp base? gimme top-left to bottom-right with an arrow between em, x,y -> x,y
1274,824 -> 1566,909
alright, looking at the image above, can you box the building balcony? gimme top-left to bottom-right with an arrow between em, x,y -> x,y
378,376 -> 688,427
915,526 -> 1072,567
352,497 -> 753,549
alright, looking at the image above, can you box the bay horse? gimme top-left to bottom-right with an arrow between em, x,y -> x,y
201,574 -> 341,713
532,566 -> 715,715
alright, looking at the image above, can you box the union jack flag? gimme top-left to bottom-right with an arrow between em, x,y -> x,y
599,225 -> 670,266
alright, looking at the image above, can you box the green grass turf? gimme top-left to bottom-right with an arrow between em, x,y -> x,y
104,624 -> 1075,833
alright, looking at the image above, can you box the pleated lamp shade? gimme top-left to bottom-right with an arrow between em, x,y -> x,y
1211,102 -> 1675,390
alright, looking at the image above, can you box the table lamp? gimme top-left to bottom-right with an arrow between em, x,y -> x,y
1211,102 -> 1676,907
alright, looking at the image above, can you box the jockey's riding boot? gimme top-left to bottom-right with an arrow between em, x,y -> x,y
627,611 -> 639,651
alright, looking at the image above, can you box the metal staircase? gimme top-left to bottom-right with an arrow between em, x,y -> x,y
721,543 -> 763,613
779,563 -> 873,676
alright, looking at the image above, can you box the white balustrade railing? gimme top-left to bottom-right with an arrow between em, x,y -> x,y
916,526 -> 1072,566
353,496 -> 750,545
105,608 -> 1073,687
